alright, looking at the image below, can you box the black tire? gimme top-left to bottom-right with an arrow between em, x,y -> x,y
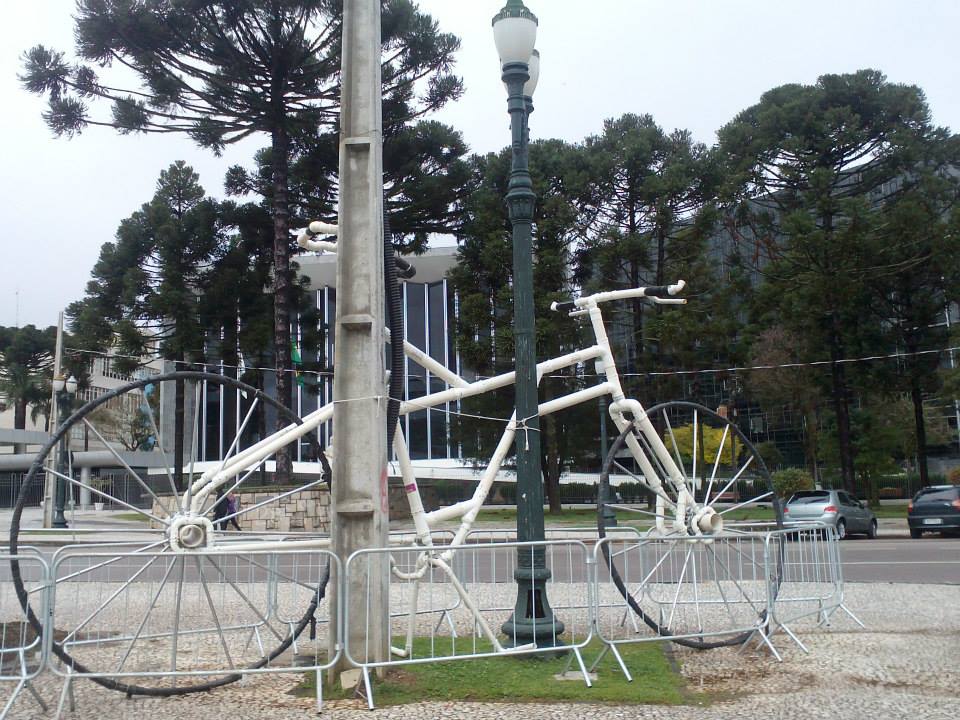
867,519 -> 878,539
910,528 -> 922,539
597,401 -> 783,650
836,518 -> 847,540
9,371 -> 330,697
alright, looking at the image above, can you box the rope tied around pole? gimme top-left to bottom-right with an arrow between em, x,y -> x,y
514,415 -> 541,452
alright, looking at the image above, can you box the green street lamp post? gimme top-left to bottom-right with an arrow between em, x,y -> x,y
493,0 -> 563,646
52,374 -> 77,529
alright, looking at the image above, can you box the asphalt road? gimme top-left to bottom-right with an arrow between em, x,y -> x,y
837,535 -> 960,583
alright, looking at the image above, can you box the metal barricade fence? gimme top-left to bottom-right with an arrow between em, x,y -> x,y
0,551 -> 50,718
764,523 -> 861,650
593,533 -> 774,655
344,540 -> 595,708
48,548 -> 339,703
272,530 -> 459,630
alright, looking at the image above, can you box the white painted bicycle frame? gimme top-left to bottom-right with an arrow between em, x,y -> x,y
174,225 -> 722,555
155,225 -> 726,654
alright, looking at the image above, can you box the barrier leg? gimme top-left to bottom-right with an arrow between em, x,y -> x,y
361,666 -> 374,710
570,647 -> 592,688
1,679 -> 26,719
778,622 -> 809,653
26,680 -> 48,712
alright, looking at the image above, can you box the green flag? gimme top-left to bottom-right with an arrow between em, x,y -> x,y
291,341 -> 304,387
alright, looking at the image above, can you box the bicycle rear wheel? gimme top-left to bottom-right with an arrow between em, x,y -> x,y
9,371 -> 331,696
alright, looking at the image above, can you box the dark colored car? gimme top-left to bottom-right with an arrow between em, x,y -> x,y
908,485 -> 960,538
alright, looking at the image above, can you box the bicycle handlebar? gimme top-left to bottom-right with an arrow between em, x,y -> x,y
550,280 -> 686,313
296,221 -> 417,278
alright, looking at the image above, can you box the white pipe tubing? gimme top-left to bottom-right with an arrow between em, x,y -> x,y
386,328 -> 469,389
298,236 -> 339,253
588,306 -> 628,401
308,221 -> 339,235
191,404 -> 334,512
399,345 -> 603,416
425,421 -> 517,529
393,427 -> 432,544
572,280 -> 686,308
447,423 -> 519,548
538,383 -> 612,417
616,398 -> 686,486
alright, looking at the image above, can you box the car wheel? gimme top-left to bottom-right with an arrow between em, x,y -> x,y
867,519 -> 878,539
836,518 -> 847,540
910,528 -> 922,539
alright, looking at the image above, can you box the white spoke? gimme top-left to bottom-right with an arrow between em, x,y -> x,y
707,455 -> 754,507
203,556 -> 285,643
705,423 -> 730,504
662,410 -> 686,477
81,418 -> 174,516
116,556 -> 179,672
142,391 -> 181,507
194,556 -> 235,670
218,478 -> 327,525
718,491 -> 774,516
61,554 -> 162,644
47,468 -> 169,526
666,545 -> 694,631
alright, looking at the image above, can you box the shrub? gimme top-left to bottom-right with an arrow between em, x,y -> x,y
948,467 -> 960,485
878,486 -> 902,499
755,441 -> 784,471
771,468 -> 815,500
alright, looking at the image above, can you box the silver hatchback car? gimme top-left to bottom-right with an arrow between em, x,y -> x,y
784,489 -> 878,539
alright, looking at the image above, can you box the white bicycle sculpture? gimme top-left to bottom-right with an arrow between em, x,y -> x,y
9,221 -> 782,695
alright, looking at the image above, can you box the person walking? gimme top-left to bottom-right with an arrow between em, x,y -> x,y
212,489 -> 229,530
224,492 -> 242,531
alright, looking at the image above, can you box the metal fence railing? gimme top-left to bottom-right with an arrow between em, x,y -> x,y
0,551 -> 50,719
343,540 -> 596,708
47,547 -> 339,710
0,524 -> 858,713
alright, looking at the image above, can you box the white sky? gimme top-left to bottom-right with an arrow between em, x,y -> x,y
1,0 -> 958,328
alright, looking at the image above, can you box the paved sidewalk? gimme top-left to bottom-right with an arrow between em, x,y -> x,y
2,583 -> 955,719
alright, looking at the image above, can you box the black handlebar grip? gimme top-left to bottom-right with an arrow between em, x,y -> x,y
394,256 -> 416,279
643,285 -> 672,298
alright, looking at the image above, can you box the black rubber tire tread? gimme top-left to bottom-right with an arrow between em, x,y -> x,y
8,370 -> 329,697
597,400 -> 784,650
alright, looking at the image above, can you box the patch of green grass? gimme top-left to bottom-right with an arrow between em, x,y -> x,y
110,512 -> 152,523
476,507 -> 607,526
296,638 -> 700,706
476,502 -> 907,528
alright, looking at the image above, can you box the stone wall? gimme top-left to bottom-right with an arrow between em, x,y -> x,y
151,486 -> 331,532
151,477 -> 415,531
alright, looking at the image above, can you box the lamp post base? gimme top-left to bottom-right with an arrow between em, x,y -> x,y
501,568 -> 565,648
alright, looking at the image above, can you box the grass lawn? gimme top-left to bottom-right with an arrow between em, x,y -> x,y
297,638 -> 701,706
476,502 -> 907,528
110,512 -> 153,523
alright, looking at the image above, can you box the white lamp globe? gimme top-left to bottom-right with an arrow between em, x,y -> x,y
492,0 -> 538,66
53,376 -> 65,393
65,376 -> 78,394
523,49 -> 540,96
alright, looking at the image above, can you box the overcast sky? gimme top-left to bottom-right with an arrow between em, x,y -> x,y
1,0 -> 958,329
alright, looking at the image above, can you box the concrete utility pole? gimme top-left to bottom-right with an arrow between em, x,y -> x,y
328,0 -> 389,684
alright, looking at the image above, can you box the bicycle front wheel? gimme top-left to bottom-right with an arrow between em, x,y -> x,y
597,401 -> 783,649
